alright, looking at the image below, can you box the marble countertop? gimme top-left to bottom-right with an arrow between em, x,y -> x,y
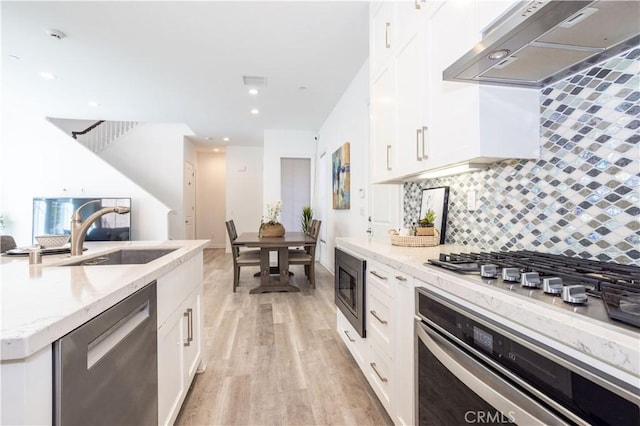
1,240 -> 209,361
337,237 -> 640,384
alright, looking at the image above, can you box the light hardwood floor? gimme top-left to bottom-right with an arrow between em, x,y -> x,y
175,248 -> 393,426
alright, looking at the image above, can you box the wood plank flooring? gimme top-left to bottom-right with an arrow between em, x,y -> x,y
175,249 -> 393,426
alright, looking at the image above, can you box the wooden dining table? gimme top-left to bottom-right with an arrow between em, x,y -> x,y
232,232 -> 316,294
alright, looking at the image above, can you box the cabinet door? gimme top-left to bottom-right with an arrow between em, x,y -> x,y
157,309 -> 185,426
370,1 -> 396,75
394,274 -> 416,426
371,64 -> 397,183
182,289 -> 202,384
396,0 -> 427,48
427,0 -> 481,168
396,25 -> 429,176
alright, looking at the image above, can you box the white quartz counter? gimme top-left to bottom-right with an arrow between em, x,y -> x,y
1,240 -> 209,361
337,237 -> 640,384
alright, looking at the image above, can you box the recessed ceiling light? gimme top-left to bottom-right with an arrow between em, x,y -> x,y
248,88 -> 259,95
45,29 -> 66,40
213,148 -> 220,152
223,137 -> 230,142
88,101 -> 100,107
251,109 -> 259,115
40,72 -> 56,80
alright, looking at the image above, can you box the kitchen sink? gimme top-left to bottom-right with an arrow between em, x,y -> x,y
63,248 -> 177,266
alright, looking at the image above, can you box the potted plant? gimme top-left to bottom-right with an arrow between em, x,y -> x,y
259,200 -> 285,237
300,206 -> 313,234
417,209 -> 436,236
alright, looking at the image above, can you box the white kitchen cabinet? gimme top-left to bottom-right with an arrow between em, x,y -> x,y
335,248 -> 423,425
337,310 -> 368,371
425,0 -> 539,172
370,1 -> 432,184
371,63 -> 397,182
395,24 -> 430,178
370,1 -> 396,75
157,253 -> 204,426
394,273 -> 416,426
0,345 -> 52,425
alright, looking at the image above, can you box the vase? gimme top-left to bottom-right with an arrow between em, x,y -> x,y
416,225 -> 435,236
260,223 -> 285,237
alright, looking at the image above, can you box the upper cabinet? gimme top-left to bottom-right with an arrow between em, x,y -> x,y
370,0 -> 540,184
370,1 -> 432,183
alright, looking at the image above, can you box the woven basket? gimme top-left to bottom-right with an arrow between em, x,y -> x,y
260,223 -> 285,237
390,229 -> 440,247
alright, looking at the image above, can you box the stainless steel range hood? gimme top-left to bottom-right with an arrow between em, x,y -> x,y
444,0 -> 640,88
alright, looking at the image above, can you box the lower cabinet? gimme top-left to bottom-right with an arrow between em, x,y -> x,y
336,253 -> 417,426
157,253 -> 204,426
337,309 -> 368,370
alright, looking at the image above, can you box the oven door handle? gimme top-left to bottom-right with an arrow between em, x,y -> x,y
416,322 -> 579,426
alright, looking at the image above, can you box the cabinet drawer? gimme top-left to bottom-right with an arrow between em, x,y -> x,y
157,254 -> 202,327
367,290 -> 393,357
337,311 -> 367,370
367,260 -> 394,297
368,344 -> 393,413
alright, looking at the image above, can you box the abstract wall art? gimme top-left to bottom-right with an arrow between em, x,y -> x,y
332,142 -> 350,210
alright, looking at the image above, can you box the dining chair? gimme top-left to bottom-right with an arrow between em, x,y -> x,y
288,220 -> 321,288
225,220 -> 261,292
0,235 -> 17,253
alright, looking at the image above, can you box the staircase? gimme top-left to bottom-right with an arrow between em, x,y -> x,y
72,120 -> 139,154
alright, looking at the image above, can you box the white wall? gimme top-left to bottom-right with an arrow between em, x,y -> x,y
0,100 -> 170,245
316,59 -> 371,272
196,151 -> 226,248
99,122 -> 195,239
225,146 -> 264,251
262,129 -> 316,212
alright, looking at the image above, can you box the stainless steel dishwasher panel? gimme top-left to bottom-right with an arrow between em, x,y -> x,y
54,282 -> 158,426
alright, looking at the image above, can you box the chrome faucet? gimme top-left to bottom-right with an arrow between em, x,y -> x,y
70,200 -> 130,256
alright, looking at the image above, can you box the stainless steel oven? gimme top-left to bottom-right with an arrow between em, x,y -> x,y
415,287 -> 639,425
335,247 -> 366,337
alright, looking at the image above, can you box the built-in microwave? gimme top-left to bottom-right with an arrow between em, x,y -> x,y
335,248 -> 366,338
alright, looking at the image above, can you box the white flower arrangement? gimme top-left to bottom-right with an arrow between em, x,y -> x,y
263,200 -> 282,225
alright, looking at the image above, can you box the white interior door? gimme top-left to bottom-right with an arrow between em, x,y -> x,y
280,158 -> 311,232
184,161 -> 195,239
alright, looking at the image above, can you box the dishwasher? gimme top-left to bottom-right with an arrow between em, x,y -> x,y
54,282 -> 158,425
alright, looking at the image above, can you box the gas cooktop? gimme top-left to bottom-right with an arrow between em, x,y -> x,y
426,250 -> 640,329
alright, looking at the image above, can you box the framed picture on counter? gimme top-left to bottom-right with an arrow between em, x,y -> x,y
419,186 -> 449,244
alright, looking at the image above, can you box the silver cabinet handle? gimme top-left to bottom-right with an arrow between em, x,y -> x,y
416,128 -> 422,161
183,308 -> 193,347
422,126 -> 428,159
370,270 -> 388,280
370,310 -> 388,325
386,145 -> 392,170
344,329 -> 356,343
385,22 -> 391,48
370,362 -> 388,382
395,275 -> 407,281
187,308 -> 193,344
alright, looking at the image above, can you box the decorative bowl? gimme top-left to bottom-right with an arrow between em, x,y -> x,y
35,234 -> 70,248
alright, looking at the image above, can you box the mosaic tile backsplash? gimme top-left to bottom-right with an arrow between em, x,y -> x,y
404,47 -> 639,265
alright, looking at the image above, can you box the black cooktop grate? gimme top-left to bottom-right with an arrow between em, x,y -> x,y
428,250 -> 640,328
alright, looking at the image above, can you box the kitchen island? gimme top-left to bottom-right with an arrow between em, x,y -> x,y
1,240 -> 209,425
336,237 -> 640,425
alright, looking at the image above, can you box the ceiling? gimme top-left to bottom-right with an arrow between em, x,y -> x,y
1,1 -> 369,148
